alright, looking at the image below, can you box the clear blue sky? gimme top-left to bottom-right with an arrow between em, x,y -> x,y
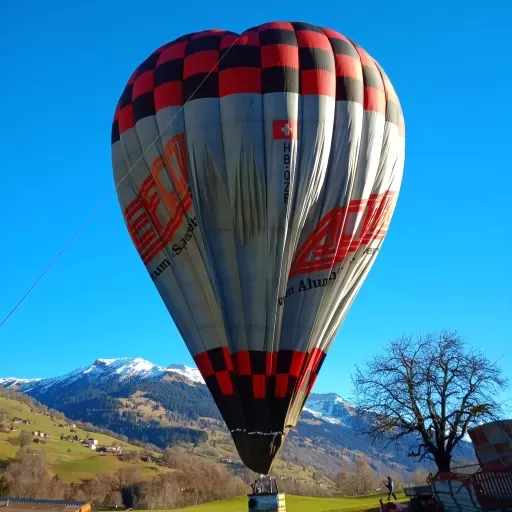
2,1 -> 511,403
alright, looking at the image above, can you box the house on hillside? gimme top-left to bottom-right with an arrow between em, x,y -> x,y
33,431 -> 51,439
82,438 -> 98,450
0,498 -> 92,512
98,445 -> 124,454
12,417 -> 31,425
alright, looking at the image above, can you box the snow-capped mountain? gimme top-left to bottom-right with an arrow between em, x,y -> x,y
1,358 -> 349,424
303,392 -> 358,426
1,358 -> 357,426
0,357 -> 204,394
0,377 -> 42,387
165,363 -> 204,384
0,357 -> 476,474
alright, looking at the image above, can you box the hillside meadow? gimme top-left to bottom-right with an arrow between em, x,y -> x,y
0,395 -> 165,483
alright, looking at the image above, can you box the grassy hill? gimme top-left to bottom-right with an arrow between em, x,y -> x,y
161,492 -> 407,511
0,390 -> 414,511
0,394 -> 165,483
0,388 -> 335,494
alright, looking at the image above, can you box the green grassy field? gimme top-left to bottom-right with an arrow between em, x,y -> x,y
159,492 -> 406,512
0,396 -> 164,483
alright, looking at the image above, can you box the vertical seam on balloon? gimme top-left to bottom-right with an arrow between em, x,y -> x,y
255,27 -> 270,366
281,25 -> 309,430
260,30 -> 277,372
273,26 -> 300,356
159,34 -> 216,357
178,32 -> 236,359
215,34 -> 252,366
131,44 -> 217,357
354,60 -> 402,278
341,50 -> 390,293
256,29 -> 272,387
287,29 -> 332,355
286,27 -> 333,361
288,31 -> 363,425
297,27 -> 346,364
216,31 -> 251,436
324,36 -> 375,352
217,34 -> 248,353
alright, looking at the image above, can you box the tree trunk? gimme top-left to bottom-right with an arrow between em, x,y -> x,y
435,453 -> 452,473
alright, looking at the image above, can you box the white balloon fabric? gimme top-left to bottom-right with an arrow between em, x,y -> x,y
111,21 -> 405,474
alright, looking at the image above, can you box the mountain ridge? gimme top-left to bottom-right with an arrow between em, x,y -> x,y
0,357 -> 476,477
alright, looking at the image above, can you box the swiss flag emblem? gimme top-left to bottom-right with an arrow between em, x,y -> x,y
273,120 -> 298,140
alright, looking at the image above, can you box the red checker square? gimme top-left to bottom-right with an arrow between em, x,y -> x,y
219,68 -> 262,97
301,70 -> 335,96
239,31 -> 259,46
261,45 -> 298,69
193,351 -> 214,378
275,375 -> 289,398
220,32 -> 259,49
220,34 -> 238,49
290,351 -> 306,377
334,54 -> 362,80
133,70 -> 155,99
192,29 -> 224,39
221,346 -> 234,371
154,82 -> 183,110
252,375 -> 266,399
259,22 -> 294,31
118,105 -> 135,132
295,30 -> 331,51
320,27 -> 344,40
364,87 -> 386,114
233,351 -> 251,375
216,371 -> 234,396
158,42 -> 187,64
184,50 -> 219,79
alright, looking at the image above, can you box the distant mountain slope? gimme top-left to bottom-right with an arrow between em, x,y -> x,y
0,389 -> 164,483
1,358 -> 476,477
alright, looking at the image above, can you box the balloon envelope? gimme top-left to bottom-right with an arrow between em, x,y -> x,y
111,21 -> 405,474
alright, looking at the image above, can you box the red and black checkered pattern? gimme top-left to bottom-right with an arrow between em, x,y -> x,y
111,21 -> 404,144
194,346 -> 327,398
192,346 -> 326,436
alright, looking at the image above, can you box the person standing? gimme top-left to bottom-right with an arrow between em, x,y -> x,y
386,476 -> 397,501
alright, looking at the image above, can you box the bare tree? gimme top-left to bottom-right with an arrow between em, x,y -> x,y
0,408 -> 8,424
12,430 -> 33,447
336,458 -> 376,496
352,330 -> 508,472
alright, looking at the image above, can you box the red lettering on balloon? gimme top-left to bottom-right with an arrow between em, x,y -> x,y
289,191 -> 396,278
123,133 -> 192,265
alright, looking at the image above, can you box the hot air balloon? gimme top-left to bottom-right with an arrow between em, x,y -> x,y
111,21 -> 405,475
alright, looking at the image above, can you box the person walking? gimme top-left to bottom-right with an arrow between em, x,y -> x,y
385,476 -> 397,501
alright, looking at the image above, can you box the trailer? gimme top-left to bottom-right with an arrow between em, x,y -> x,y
430,420 -> 512,512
